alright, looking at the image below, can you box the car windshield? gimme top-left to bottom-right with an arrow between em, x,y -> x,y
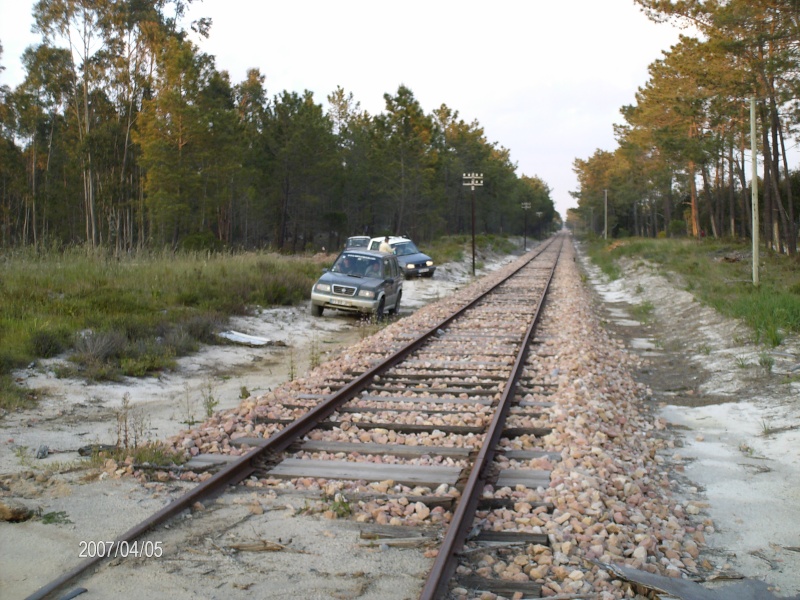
391,241 -> 419,256
332,254 -> 382,277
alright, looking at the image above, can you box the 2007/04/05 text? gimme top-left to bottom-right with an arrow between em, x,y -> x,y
79,540 -> 163,558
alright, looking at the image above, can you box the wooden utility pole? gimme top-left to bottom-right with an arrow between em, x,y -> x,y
751,97 -> 759,287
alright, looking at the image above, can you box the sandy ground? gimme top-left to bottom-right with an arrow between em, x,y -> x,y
2,238 -> 799,599
578,246 -> 800,597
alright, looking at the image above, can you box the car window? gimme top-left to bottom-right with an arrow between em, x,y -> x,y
332,254 -> 357,274
346,237 -> 368,248
334,253 -> 387,277
369,241 -> 380,251
364,259 -> 381,278
391,241 -> 418,256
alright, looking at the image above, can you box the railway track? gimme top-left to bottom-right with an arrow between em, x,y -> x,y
29,234 -> 570,600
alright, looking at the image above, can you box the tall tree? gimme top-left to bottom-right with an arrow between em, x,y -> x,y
377,85 -> 438,237
136,37 -> 210,246
233,68 -> 270,247
635,0 -> 798,252
266,89 -> 338,250
0,44 -> 27,247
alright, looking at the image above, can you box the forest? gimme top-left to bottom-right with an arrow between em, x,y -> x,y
0,0 -> 556,254
569,0 -> 800,255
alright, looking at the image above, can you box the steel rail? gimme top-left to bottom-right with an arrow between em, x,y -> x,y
25,237 -> 558,600
418,235 -> 564,600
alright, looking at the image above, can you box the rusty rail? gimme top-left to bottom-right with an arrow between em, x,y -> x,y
418,234 -> 562,599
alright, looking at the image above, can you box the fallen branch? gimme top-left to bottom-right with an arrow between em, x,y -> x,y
227,539 -> 308,553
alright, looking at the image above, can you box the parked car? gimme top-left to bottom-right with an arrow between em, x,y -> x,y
310,249 -> 403,318
344,235 -> 370,249
368,236 -> 435,278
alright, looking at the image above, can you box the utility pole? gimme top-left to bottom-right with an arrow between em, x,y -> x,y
521,201 -> 531,251
463,173 -> 483,276
604,189 -> 608,240
750,97 -> 759,286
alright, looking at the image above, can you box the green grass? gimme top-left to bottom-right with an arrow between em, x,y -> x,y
426,234 -> 522,265
629,300 -> 655,322
41,511 -> 72,525
426,235 -> 468,264
0,247 -> 326,407
583,237 -> 800,347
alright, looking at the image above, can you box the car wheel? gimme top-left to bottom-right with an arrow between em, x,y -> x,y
376,298 -> 385,321
311,303 -> 324,317
389,291 -> 401,315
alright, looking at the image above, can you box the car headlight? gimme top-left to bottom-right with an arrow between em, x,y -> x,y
358,289 -> 375,298
315,283 -> 331,292
426,260 -> 433,267
406,263 -> 414,269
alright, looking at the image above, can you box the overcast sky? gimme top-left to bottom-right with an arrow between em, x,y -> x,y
0,0 -> 685,219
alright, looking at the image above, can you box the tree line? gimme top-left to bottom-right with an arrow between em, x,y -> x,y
0,0 -> 555,254
569,0 -> 800,255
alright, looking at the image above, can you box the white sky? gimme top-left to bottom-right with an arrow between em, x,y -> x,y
0,0 -> 685,219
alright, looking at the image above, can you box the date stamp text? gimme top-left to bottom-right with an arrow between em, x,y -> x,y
79,540 -> 163,559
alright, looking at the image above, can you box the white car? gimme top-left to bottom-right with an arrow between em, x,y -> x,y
368,236 -> 435,278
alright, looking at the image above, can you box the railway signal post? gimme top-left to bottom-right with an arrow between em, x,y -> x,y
463,172 -> 484,276
521,201 -> 531,250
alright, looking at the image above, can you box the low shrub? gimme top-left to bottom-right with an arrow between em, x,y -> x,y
29,326 -> 72,358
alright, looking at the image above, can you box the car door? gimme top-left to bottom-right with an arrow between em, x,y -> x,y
386,257 -> 401,308
380,258 -> 395,307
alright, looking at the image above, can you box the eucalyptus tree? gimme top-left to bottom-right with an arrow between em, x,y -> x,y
10,45 -> 73,245
29,0 -> 203,249
0,44 -> 27,247
32,0 -> 114,247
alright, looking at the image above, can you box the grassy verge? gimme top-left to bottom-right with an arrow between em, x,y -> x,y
583,237 -> 800,346
0,234 -> 525,412
426,234 -> 523,265
0,247 -> 326,409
